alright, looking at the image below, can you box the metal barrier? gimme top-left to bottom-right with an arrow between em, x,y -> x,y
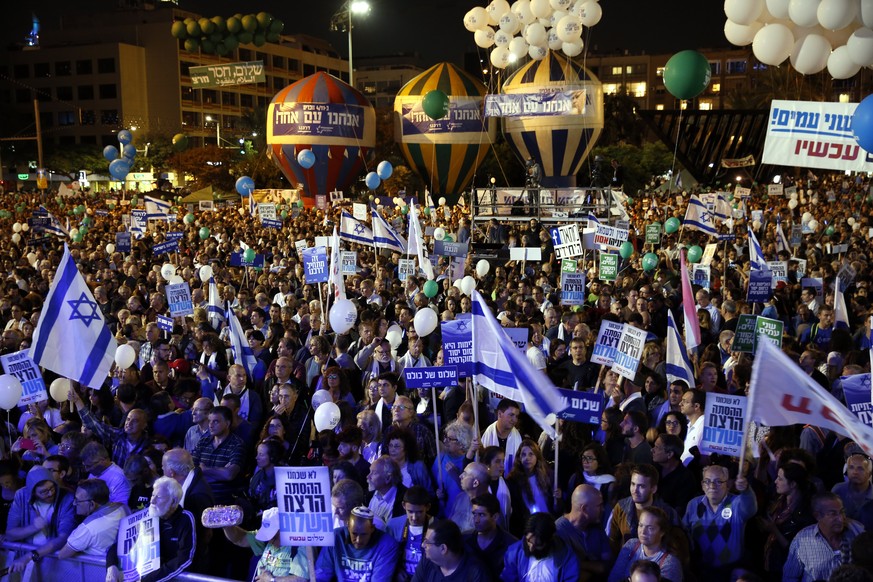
470,186 -> 616,224
0,541 -> 236,582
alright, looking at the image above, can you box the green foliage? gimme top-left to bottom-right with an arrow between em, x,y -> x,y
600,91 -> 647,147
591,142 -> 674,195
44,143 -> 110,178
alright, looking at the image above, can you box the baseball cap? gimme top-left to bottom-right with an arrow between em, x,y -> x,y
255,507 -> 280,541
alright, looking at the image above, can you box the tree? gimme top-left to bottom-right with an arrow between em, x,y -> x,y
44,144 -> 108,178
600,91 -> 648,147
176,145 -> 237,191
725,64 -> 831,109
590,142 -> 674,196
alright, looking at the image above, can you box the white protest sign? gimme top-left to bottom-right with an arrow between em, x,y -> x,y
329,190 -> 344,202
0,350 -> 47,405
701,243 -> 718,266
165,282 -> 194,317
612,325 -> 648,381
398,258 -> 416,281
591,320 -> 625,366
199,200 -> 214,211
700,393 -> 747,456
767,261 -> 788,286
560,273 -> 587,306
794,258 -> 807,278
549,224 -> 583,259
353,203 -> 368,221
295,239 -> 308,258
258,203 -> 277,220
117,508 -> 160,582
276,466 -> 334,547
341,251 -> 357,275
768,183 -> 784,196
692,264 -> 711,290
593,223 -> 629,250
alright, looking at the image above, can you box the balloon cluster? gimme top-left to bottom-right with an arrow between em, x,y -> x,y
464,0 -> 604,68
365,161 -> 394,191
724,0 -> 873,78
104,129 -> 136,181
170,12 -> 285,55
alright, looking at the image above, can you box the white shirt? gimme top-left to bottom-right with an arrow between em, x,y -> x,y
682,415 -> 704,465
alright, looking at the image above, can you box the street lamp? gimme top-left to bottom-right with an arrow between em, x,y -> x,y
330,0 -> 370,87
205,115 -> 220,146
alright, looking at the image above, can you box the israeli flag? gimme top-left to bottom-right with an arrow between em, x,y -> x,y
207,277 -> 225,331
38,205 -> 68,237
587,212 -> 601,227
145,195 -> 171,220
683,195 -> 718,236
408,205 -> 434,281
748,225 -> 767,271
339,211 -> 374,245
666,310 -> 696,387
372,209 -> 407,253
775,220 -> 791,254
225,302 -> 257,380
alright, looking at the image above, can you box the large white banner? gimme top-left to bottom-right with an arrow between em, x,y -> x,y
763,100 -> 873,172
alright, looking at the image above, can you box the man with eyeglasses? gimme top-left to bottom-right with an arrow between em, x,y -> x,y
682,464 -> 756,579
58,479 -> 128,559
651,434 -> 698,519
417,518 -> 489,581
783,492 -> 864,582
381,395 -> 437,468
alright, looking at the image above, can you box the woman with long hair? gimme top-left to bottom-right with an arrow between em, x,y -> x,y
383,426 -> 433,491
566,442 -> 616,513
597,406 -> 626,469
658,411 -> 688,442
759,463 -> 815,579
506,439 -> 555,536
608,506 -> 684,582
248,438 -> 283,513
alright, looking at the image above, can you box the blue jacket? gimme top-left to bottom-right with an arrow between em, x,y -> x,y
501,536 -> 579,582
6,466 -> 76,551
315,525 -> 399,581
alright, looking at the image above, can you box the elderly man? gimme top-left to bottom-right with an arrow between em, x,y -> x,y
70,387 -> 151,469
162,448 -> 215,572
381,394 -> 437,467
366,455 -> 407,524
448,462 -> 490,534
58,479 -> 129,558
107,477 -> 196,582
81,442 -> 131,504
315,506 -> 399,581
184,397 -> 213,454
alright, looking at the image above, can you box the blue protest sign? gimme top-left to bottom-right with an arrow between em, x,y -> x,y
229,252 -> 265,268
555,389 -> 603,423
156,315 -> 174,333
115,232 -> 131,252
95,210 -> 109,216
302,246 -> 329,284
434,241 -> 469,257
441,319 -> 473,378
26,236 -> 51,246
165,231 -> 183,241
28,217 -> 50,230
842,374 -> 873,427
152,240 -> 179,257
746,269 -> 773,303
261,218 -> 283,229
717,234 -> 737,241
403,366 -> 459,390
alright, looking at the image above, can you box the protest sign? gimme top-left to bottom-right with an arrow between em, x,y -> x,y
315,195 -> 327,210
152,240 -> 178,257
735,186 -> 751,198
0,350 -> 47,405
616,219 -> 630,231
556,389 -> 603,424
756,316 -> 784,350
258,203 -> 277,220
341,251 -> 357,275
837,263 -> 857,290
842,374 -> 873,427
793,258 -> 807,278
509,247 -> 542,261
701,243 -> 718,266
591,320 -> 625,365
131,210 -> 147,233
767,261 -> 788,286
599,253 -> 618,281
198,200 -> 214,211
229,252 -> 265,268
746,269 -> 773,303
156,315 -> 174,333
561,259 -> 577,274
315,236 -> 330,249
115,232 -> 131,253
768,184 -> 784,197
302,246 -> 328,284
165,231 -> 183,242
504,327 -> 528,352
731,315 -> 758,353
398,258 -> 416,281
404,366 -> 459,390
434,241 -> 469,258
329,190 -> 344,202
261,218 -> 283,229
441,319 -> 473,378
549,224 -> 584,259
561,273 -> 587,306
790,224 -> 803,247
294,239 -> 308,258
612,325 -> 648,381
692,265 -> 711,290
165,282 -> 194,317
645,224 -> 661,245
592,224 -> 629,250
700,393 -> 747,456
117,509 -> 160,582
276,466 -> 334,546
353,203 -> 368,221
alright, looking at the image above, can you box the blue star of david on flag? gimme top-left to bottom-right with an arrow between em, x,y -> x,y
354,223 -> 365,235
67,292 -> 101,327
456,320 -> 468,332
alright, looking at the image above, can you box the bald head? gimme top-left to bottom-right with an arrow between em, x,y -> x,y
161,448 -> 194,483
570,484 -> 604,525
571,484 -> 601,508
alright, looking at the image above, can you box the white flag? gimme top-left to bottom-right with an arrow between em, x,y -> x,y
408,205 -> 434,281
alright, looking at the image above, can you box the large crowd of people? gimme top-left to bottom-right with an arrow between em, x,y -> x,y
0,168 -> 870,582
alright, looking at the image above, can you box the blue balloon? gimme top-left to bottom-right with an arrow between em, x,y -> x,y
377,160 -> 393,180
853,94 -> 873,153
108,159 -> 130,181
122,144 -> 137,159
236,176 -> 255,196
103,145 -> 119,162
297,149 -> 316,169
365,171 -> 381,190
117,130 -> 133,145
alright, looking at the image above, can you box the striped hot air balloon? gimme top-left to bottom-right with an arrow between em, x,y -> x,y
268,72 -> 375,207
501,52 -> 604,188
394,63 -> 496,201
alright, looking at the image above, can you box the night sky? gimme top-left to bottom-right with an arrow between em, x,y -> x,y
4,0 -> 729,66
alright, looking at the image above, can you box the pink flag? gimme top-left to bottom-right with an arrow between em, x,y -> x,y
680,249 -> 701,350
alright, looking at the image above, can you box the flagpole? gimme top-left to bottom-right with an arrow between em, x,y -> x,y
317,281 -> 325,336
432,386 -> 444,492
553,421 -> 560,502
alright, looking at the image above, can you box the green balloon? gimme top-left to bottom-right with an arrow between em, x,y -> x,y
297,200 -> 304,208
108,204 -> 116,211
186,21 -> 201,37
423,206 -> 431,216
172,133 -> 189,151
256,12 -> 272,30
211,16 -> 227,33
422,90 -> 450,120
73,206 -> 83,215
171,21 -> 188,40
269,19 -> 284,33
238,31 -> 253,44
227,17 -> 241,34
184,213 -> 195,224
131,196 -> 138,206
199,18 -> 215,35
626,197 -> 634,205
241,14 -> 258,33
423,280 -> 439,298
199,227 -> 211,240
687,245 -> 703,263
183,38 -> 200,52
663,50 -> 711,100
280,210 -> 288,219
82,216 -> 92,227
619,241 -> 634,259
244,248 -> 256,262
642,252 -> 659,272
825,225 -> 835,236
401,206 -> 409,215
664,217 -> 681,234
253,33 -> 266,47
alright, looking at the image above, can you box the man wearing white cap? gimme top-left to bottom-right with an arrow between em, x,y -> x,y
315,506 -> 399,581
222,507 -> 310,582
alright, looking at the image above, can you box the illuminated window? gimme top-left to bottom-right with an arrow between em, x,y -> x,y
680,101 -> 688,110
840,93 -> 850,103
699,101 -> 712,110
712,83 -> 721,93
626,66 -> 633,74
611,67 -> 622,75
602,83 -> 620,95
630,82 -> 646,97
656,67 -> 665,77
656,104 -> 664,110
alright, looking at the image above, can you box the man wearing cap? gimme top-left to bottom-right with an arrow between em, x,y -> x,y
315,506 -> 399,581
222,507 -> 309,581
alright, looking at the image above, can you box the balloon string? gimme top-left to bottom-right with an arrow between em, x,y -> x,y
669,105 -> 684,194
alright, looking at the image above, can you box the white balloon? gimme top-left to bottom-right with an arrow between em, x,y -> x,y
313,401 -> 341,432
20,224 -> 28,232
848,216 -> 857,225
818,0 -> 857,30
494,29 -> 513,46
11,223 -> 21,233
752,220 -> 763,230
433,227 -> 446,240
725,19 -> 764,46
848,27 -> 873,65
549,9 -> 568,29
386,324 -> 403,349
490,0 -> 512,20
530,0 -> 553,19
413,307 -> 439,337
169,274 -> 184,284
476,259 -> 491,277
25,252 -> 36,265
499,11 -> 521,34
767,0 -> 791,19
509,36 -> 530,58
547,28 -> 563,50
199,265 -> 213,281
828,44 -> 862,77
463,9 -> 479,31
725,0 -> 765,25
11,233 -> 20,244
105,243 -> 116,254
549,0 -> 572,9
525,21 -> 548,45
329,298 -> 358,334
115,344 -> 136,369
562,40 -> 584,56
0,375 -> 22,411
438,197 -> 447,206
311,389 -> 333,410
789,0 -> 822,27
853,222 -> 861,231
161,263 -> 177,281
513,0 -> 536,24
466,6 -> 490,30
69,228 -> 79,239
788,198 -> 799,209
753,23 -> 795,65
790,33 -> 832,73
49,378 -> 72,403
529,44 -> 549,59
809,219 -> 820,230
802,211 -> 813,223
556,14 -> 583,41
577,1 -> 602,26
460,275 -> 477,296
863,0 -> 873,27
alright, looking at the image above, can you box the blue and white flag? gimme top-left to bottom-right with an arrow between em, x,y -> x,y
713,193 -> 732,223
775,220 -> 791,254
248,195 -> 257,217
339,211 -> 374,245
328,226 -> 346,301
587,212 -> 601,227
372,209 -> 407,253
408,205 -> 435,281
683,195 -> 718,236
29,245 -> 117,389
665,310 -> 695,387
225,302 -> 257,380
38,205 -> 68,237
207,277 -> 225,331
748,224 -> 767,271
145,195 -> 171,220
835,276 -> 850,330
471,290 -> 566,438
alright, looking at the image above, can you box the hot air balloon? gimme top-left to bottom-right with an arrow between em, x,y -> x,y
394,63 -> 496,203
268,72 -> 375,207
501,52 -> 603,188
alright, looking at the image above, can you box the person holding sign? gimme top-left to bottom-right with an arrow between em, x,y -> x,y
314,506 -> 399,581
220,506 -> 309,582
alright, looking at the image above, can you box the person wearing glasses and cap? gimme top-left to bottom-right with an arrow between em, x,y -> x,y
221,506 -> 310,582
58,479 -> 129,559
315,506 -> 399,581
